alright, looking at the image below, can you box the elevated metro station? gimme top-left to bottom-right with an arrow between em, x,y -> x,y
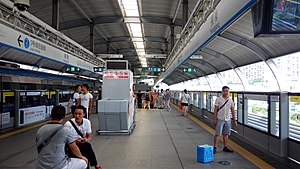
0,0 -> 300,168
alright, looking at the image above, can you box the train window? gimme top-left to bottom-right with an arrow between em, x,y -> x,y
20,83 -> 36,90
19,91 -> 46,108
3,82 -> 11,90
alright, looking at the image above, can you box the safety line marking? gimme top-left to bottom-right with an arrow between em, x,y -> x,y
0,114 -> 73,139
171,103 -> 275,169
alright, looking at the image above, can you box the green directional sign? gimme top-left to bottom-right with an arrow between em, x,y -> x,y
66,66 -> 80,73
183,67 -> 196,73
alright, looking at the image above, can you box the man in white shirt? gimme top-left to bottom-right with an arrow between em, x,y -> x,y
71,85 -> 81,115
64,105 -> 102,169
79,84 -> 93,119
36,105 -> 88,169
213,86 -> 237,154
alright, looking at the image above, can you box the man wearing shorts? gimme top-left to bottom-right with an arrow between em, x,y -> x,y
213,86 -> 237,154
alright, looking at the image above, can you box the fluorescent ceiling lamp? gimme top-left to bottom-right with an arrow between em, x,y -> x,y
124,17 -> 140,23
136,49 -> 145,52
129,23 -> 142,37
139,57 -> 146,61
121,0 -> 139,16
132,37 -> 143,42
134,42 -> 144,49
119,0 -> 146,67
137,51 -> 146,55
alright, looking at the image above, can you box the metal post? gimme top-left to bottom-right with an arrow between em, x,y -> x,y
170,24 -> 175,50
55,89 -> 60,105
244,97 -> 249,125
90,23 -> 95,53
279,92 -> 289,157
182,0 -> 189,28
270,96 -> 277,135
52,0 -> 60,30
106,41 -> 110,54
14,90 -> 20,128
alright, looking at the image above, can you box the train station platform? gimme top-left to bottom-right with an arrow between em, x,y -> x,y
0,106 -> 272,169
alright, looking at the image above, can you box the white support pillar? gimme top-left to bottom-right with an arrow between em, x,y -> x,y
204,76 -> 212,91
266,59 -> 287,91
234,68 -> 249,91
216,72 -> 225,86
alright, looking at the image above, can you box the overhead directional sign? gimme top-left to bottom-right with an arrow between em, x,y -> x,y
142,67 -> 166,72
0,22 -> 98,72
94,67 -> 106,72
66,66 -> 80,72
183,67 -> 196,73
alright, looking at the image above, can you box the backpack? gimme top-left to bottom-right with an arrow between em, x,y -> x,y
145,93 -> 150,101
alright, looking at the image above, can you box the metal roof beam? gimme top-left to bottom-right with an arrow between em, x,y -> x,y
219,32 -> 270,61
59,16 -> 182,31
189,59 -> 219,73
117,48 -> 164,54
81,36 -> 167,47
201,48 -> 237,68
171,72 -> 190,82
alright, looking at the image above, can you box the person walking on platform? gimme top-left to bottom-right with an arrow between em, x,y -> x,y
65,105 -> 102,169
180,89 -> 190,116
35,105 -> 88,169
79,84 -> 93,119
71,85 -> 82,115
144,89 -> 151,109
213,86 -> 237,154
165,89 -> 171,111
158,89 -> 164,109
137,90 -> 143,108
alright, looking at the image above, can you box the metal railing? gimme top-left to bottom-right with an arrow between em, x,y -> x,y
171,90 -> 300,141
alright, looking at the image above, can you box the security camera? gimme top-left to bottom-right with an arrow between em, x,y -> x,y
14,0 -> 30,12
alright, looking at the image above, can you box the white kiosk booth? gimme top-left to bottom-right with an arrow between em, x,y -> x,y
97,60 -> 135,135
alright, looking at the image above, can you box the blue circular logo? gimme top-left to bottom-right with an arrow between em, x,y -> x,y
24,38 -> 30,48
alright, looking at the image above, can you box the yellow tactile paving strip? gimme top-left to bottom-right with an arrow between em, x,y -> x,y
172,103 -> 275,169
0,114 -> 73,139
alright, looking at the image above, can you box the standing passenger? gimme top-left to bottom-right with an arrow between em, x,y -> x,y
35,105 -> 88,169
137,90 -> 143,108
165,89 -> 171,111
72,85 -> 82,115
80,84 -> 93,119
180,89 -> 190,116
213,86 -> 237,154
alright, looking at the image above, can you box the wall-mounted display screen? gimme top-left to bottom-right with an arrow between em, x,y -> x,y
272,0 -> 300,32
252,0 -> 300,36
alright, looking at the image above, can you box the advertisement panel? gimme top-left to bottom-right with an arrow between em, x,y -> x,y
0,112 -> 10,125
45,105 -> 54,119
103,70 -> 129,79
19,106 -> 46,126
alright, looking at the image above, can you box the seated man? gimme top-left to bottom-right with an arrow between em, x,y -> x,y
64,105 -> 102,169
36,105 -> 88,169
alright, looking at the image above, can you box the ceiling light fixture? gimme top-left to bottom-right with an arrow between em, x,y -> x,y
118,0 -> 147,67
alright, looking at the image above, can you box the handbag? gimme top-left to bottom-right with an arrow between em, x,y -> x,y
179,102 -> 183,111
